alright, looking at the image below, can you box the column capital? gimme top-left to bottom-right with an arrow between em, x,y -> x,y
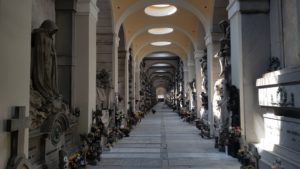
114,33 -> 120,48
187,62 -> 195,67
125,50 -> 130,58
194,49 -> 206,59
205,33 -> 223,46
227,0 -> 269,19
76,0 -> 99,20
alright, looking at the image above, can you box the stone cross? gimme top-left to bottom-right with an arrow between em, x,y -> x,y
6,106 -> 31,169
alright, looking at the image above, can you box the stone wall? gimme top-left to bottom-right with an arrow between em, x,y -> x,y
32,0 -> 55,29
0,0 -> 32,168
282,0 -> 300,67
97,0 -> 113,73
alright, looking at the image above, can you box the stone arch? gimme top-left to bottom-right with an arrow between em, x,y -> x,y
126,24 -> 197,50
211,0 -> 229,33
135,40 -> 190,58
147,61 -> 176,69
136,44 -> 187,63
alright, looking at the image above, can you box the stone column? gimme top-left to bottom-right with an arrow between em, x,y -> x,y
55,0 -> 76,104
194,50 -> 205,117
74,0 -> 98,134
188,61 -> 195,110
0,0 -> 32,166
132,60 -> 136,112
205,34 -> 221,137
227,0 -> 270,143
112,33 -> 120,96
124,51 -> 130,114
183,64 -> 189,106
135,63 -> 141,111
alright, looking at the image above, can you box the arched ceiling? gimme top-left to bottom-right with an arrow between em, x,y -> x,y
109,0 -> 220,93
137,44 -> 186,62
142,53 -> 179,91
111,0 -> 214,62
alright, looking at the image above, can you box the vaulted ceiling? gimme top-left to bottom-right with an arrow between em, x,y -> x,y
107,0 -> 228,94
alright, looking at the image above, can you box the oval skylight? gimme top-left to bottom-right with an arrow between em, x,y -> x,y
144,4 -> 177,17
152,63 -> 171,67
148,27 -> 174,35
151,41 -> 171,46
155,70 -> 167,73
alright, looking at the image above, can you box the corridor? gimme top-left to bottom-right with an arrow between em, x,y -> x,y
89,103 -> 240,169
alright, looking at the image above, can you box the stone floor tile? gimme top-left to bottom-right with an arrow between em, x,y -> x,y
88,103 -> 240,169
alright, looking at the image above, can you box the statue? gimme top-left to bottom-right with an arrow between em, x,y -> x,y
268,57 -> 281,72
215,20 -> 231,77
96,69 -> 115,147
199,49 -> 208,92
30,20 -> 70,129
213,78 -> 229,131
96,69 -> 114,111
31,20 -> 60,100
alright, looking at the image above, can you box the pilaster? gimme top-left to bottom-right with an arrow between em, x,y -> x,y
74,0 -> 99,134
0,0 -> 32,166
227,0 -> 270,143
113,33 -> 120,95
194,49 -> 205,117
124,51 -> 130,114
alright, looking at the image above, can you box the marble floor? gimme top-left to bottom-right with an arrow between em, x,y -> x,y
88,102 -> 240,169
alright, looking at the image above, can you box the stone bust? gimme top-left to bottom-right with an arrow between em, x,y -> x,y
31,20 -> 60,100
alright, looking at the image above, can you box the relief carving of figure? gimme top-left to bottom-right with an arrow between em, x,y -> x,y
30,20 -> 69,129
31,20 -> 60,100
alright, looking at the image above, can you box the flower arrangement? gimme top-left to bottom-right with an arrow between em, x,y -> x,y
218,126 -> 241,157
271,159 -> 284,169
237,145 -> 260,169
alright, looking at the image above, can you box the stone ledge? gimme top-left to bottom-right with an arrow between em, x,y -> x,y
256,66 -> 300,87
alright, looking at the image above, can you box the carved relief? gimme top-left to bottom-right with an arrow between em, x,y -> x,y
271,86 -> 294,107
40,113 -> 70,145
268,57 -> 281,72
216,20 -> 231,78
30,20 -> 70,129
199,49 -> 208,92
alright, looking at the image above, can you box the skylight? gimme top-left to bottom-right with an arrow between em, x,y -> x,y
155,70 -> 167,73
144,4 -> 177,17
148,27 -> 174,35
151,41 -> 171,46
152,63 -> 171,67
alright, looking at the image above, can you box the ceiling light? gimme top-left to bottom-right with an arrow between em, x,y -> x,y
152,63 -> 171,67
151,41 -> 171,46
144,4 -> 177,17
148,27 -> 174,35
152,4 -> 170,8
155,70 -> 167,73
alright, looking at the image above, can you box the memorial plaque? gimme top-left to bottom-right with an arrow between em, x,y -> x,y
28,136 -> 43,165
264,113 -> 300,152
44,136 -> 65,169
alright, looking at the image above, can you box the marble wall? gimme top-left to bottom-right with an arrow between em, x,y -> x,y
32,0 -> 55,29
282,0 -> 300,67
97,0 -> 114,73
0,0 -> 32,168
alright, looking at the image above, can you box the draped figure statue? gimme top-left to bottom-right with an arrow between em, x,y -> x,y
31,20 -> 60,100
